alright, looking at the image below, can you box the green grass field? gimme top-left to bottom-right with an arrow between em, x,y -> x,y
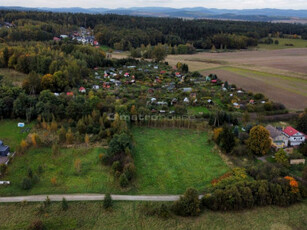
0,147 -> 117,196
258,38 -> 307,50
0,200 -> 306,230
0,120 -> 32,151
133,128 -> 229,194
187,106 -> 210,115
100,45 -> 112,52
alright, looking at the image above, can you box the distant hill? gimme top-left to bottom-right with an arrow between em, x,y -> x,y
0,6 -> 307,22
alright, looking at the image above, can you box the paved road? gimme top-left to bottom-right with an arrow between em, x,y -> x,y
0,194 -> 205,203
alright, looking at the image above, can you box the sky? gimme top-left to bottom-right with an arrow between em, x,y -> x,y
0,0 -> 307,10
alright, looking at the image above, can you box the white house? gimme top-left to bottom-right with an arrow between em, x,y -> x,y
265,125 -> 289,148
151,98 -> 157,103
157,101 -> 168,106
283,126 -> 306,146
60,35 -> 69,39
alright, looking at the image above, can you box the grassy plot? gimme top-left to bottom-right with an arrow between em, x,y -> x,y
187,106 -> 210,115
100,45 -> 112,52
0,68 -> 27,86
0,200 -> 306,230
258,38 -> 307,50
133,127 -> 229,194
0,147 -> 117,196
0,120 -> 32,151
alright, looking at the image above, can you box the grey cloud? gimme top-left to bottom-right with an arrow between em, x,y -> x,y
0,0 -> 306,9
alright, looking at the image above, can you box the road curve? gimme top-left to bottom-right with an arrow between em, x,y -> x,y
0,194 -> 203,203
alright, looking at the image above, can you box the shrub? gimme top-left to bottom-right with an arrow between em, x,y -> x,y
247,163 -> 282,181
58,126 -> 66,143
275,149 -> 289,167
52,143 -> 60,156
74,159 -> 82,174
140,202 -> 171,218
28,168 -> 33,178
62,198 -> 68,211
254,93 -> 264,100
203,179 -> 301,211
19,139 -> 28,154
219,125 -> 235,153
123,163 -> 136,181
103,193 -> 113,209
231,145 -> 249,156
21,177 -> 33,190
213,127 -> 223,144
50,177 -> 57,186
119,173 -> 129,188
44,196 -> 51,208
172,188 -> 200,216
28,219 -> 44,230
0,164 -> 8,177
66,128 -> 74,144
238,132 -> 249,144
112,161 -> 121,173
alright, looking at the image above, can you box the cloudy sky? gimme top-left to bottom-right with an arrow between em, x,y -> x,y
1,0 -> 307,9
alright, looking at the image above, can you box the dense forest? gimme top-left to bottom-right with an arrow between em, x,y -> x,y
0,10 -> 307,50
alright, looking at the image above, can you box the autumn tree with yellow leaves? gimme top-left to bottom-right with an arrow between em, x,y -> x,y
247,125 -> 271,156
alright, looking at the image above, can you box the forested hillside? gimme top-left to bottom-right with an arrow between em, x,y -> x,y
0,10 -> 307,50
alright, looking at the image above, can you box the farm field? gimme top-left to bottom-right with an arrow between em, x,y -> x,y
133,127 -> 229,194
112,48 -> 307,110
165,48 -> 307,110
0,120 -> 32,151
166,48 -> 307,75
0,147 -> 117,196
258,38 -> 307,50
0,200 -> 306,230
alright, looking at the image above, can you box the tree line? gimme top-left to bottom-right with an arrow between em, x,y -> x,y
1,10 -> 306,50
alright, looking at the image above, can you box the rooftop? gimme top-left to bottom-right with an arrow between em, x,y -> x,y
265,125 -> 282,138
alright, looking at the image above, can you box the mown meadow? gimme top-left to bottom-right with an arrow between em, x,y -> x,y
133,127 -> 229,194
0,200 -> 306,230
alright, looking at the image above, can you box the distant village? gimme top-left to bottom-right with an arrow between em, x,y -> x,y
53,27 -> 99,46
0,22 -> 15,28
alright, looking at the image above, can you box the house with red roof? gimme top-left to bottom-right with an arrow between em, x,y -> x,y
79,87 -> 86,93
282,126 -> 306,146
66,92 -> 74,96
